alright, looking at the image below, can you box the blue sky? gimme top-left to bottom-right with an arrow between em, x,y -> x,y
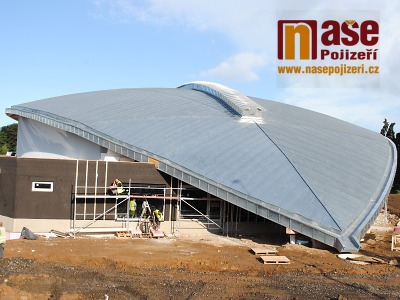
1,0 -> 399,132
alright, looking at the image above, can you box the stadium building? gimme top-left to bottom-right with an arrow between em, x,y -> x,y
0,81 -> 397,252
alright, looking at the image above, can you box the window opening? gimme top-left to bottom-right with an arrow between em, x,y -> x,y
32,181 -> 54,192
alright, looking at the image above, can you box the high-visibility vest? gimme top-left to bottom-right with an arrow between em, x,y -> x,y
0,227 -> 6,244
114,180 -> 123,194
153,209 -> 160,220
153,209 -> 163,221
130,200 -> 137,211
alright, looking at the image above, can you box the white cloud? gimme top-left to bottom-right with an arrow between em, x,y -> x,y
89,0 -> 400,130
90,0 -> 276,46
200,52 -> 266,81
278,85 -> 400,131
90,0 -> 158,23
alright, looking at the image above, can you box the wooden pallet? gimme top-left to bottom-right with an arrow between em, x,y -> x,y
150,227 -> 165,238
130,228 -> 142,238
251,247 -> 277,256
116,231 -> 132,238
392,232 -> 400,251
260,255 -> 290,265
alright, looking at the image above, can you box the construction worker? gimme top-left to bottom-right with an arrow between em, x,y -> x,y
152,207 -> 162,230
0,222 -> 6,259
109,178 -> 123,195
129,198 -> 137,218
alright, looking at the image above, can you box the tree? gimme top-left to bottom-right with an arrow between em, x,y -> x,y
386,123 -> 396,141
0,131 -> 6,147
0,123 -> 18,154
380,118 -> 389,135
0,144 -> 8,155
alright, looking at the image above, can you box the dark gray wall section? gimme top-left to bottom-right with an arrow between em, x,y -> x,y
0,157 -> 17,217
0,157 -> 168,219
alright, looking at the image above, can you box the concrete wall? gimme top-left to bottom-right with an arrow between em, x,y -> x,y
0,156 -> 169,232
0,157 -> 17,218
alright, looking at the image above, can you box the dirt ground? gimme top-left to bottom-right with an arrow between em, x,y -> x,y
1,204 -> 400,299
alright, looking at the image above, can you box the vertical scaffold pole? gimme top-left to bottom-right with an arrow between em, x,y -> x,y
227,202 -> 230,237
104,161 -> 108,220
127,178 -> 131,232
178,180 -> 182,235
94,161 -> 98,221
84,160 -> 88,220
170,177 -> 173,234
163,187 -> 166,221
73,159 -> 79,238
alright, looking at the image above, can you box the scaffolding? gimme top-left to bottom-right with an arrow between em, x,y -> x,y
179,198 -> 222,231
70,159 -> 264,238
72,184 -> 169,236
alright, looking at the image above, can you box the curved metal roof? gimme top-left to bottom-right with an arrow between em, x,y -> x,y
6,82 -> 397,252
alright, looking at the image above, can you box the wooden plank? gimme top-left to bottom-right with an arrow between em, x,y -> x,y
286,228 -> 296,235
50,229 -> 70,238
71,227 -> 129,233
349,256 -> 386,264
260,255 -> 290,264
251,247 -> 278,256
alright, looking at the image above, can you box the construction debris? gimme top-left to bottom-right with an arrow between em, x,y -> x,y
21,227 -> 38,240
347,255 -> 386,264
49,230 -> 70,238
337,253 -> 387,265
